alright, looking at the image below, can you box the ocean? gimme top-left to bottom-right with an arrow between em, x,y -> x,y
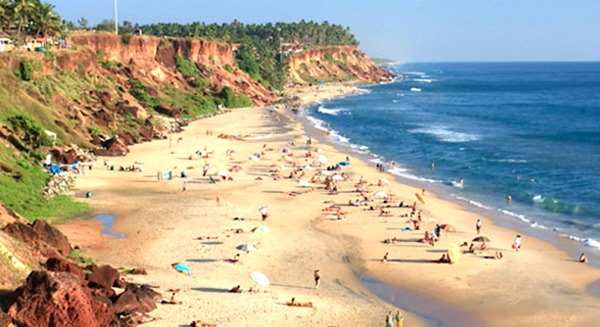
303,62 -> 600,259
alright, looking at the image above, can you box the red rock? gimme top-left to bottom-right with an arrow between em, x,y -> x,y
155,104 -> 182,118
112,283 -> 161,315
46,256 -> 85,281
31,220 -> 72,256
87,264 -> 120,290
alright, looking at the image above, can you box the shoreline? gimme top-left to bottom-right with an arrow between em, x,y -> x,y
57,82 -> 600,326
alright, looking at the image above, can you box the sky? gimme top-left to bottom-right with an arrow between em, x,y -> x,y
47,0 -> 600,62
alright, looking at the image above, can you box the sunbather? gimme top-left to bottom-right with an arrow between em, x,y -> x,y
287,297 -> 314,307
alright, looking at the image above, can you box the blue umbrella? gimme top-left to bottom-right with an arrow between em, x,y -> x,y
172,263 -> 192,275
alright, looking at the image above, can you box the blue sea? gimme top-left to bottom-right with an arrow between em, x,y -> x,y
304,62 -> 600,257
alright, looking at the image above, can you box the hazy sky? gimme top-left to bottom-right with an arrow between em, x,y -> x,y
47,0 -> 600,62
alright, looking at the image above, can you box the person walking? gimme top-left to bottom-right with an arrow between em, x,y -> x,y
513,234 -> 522,252
394,310 -> 404,327
260,206 -> 269,221
314,270 -> 321,289
385,311 -> 394,327
476,219 -> 482,235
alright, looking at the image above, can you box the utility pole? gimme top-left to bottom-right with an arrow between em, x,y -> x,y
114,0 -> 118,34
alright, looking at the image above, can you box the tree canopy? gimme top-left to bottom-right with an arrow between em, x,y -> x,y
0,0 -> 62,38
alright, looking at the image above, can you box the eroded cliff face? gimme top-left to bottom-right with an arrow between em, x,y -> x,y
69,34 -> 274,105
288,45 -> 395,85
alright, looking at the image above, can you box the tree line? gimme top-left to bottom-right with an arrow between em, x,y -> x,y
0,0 -> 62,39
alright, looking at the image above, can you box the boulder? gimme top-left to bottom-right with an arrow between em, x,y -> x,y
8,271 -> 118,327
87,264 -> 120,290
112,283 -> 161,315
95,136 -> 129,156
45,256 -> 85,281
0,310 -> 12,327
155,104 -> 182,118
31,220 -> 72,256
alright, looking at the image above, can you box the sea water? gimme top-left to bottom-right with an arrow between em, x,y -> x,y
304,62 -> 600,259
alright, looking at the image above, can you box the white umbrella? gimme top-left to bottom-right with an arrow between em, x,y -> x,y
249,271 -> 270,287
317,155 -> 328,164
332,174 -> 345,181
297,180 -> 310,187
237,244 -> 256,252
379,178 -> 391,185
217,170 -> 228,177
319,170 -> 332,176
174,164 -> 186,170
252,226 -> 270,233
373,191 -> 388,197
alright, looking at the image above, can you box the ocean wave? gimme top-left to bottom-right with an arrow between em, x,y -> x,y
530,222 -> 549,230
410,87 -> 422,92
317,106 -> 349,116
408,124 -> 481,143
560,234 -> 600,251
404,71 -> 427,76
497,209 -> 532,223
482,157 -> 528,163
306,116 -> 329,132
456,197 -> 493,210
532,195 -> 544,203
413,78 -> 433,83
329,130 -> 349,144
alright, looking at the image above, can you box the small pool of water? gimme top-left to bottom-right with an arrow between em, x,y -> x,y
94,214 -> 127,238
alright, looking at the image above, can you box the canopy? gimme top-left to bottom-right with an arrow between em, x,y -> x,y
297,180 -> 310,187
472,236 -> 491,242
237,244 -> 257,252
373,191 -> 388,198
447,243 -> 461,264
250,271 -> 270,287
379,178 -> 391,185
441,224 -> 456,232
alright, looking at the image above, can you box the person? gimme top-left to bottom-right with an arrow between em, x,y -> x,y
395,310 -> 404,327
382,252 -> 389,263
230,253 -> 241,264
436,253 -> 449,263
229,285 -> 242,293
580,253 -> 589,263
287,297 -> 313,307
476,219 -> 482,235
202,164 -> 209,177
314,270 -> 321,288
468,243 -> 475,254
431,162 -> 435,170
506,195 -> 512,204
513,234 -> 522,252
161,292 -> 182,304
495,251 -> 504,260
260,206 -> 269,221
480,242 -> 488,251
182,181 -> 187,192
386,311 -> 394,327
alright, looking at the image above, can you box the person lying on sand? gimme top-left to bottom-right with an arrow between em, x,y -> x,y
435,253 -> 450,264
480,242 -> 488,252
379,208 -> 392,216
196,236 -> 219,240
161,293 -> 182,305
248,286 -> 270,293
191,321 -> 217,327
484,251 -> 504,260
287,297 -> 314,307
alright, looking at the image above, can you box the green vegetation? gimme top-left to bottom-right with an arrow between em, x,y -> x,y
0,0 -> 62,38
323,53 -> 334,65
127,79 -> 159,108
216,86 -> 252,109
70,249 -> 95,267
223,64 -> 233,74
175,56 -> 208,88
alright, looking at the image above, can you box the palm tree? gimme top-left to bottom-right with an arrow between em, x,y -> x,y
12,0 -> 37,36
33,2 -> 60,38
0,1 -> 10,32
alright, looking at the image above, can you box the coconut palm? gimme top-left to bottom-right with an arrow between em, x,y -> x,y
11,0 -> 37,36
0,0 -> 12,32
33,1 -> 60,37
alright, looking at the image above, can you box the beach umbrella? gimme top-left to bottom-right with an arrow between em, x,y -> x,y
415,193 -> 426,205
217,170 -> 228,177
373,191 -> 388,198
172,263 -> 192,276
441,224 -> 456,232
252,226 -> 270,233
332,174 -> 345,181
447,244 -> 461,264
338,161 -> 350,167
317,155 -> 328,164
472,236 -> 491,242
318,170 -> 331,176
297,180 -> 310,187
379,178 -> 391,185
249,271 -> 270,287
237,244 -> 257,252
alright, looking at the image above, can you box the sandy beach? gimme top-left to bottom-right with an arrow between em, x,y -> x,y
58,83 -> 600,327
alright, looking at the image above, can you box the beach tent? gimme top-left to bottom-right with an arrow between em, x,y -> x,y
237,244 -> 257,252
441,224 -> 456,232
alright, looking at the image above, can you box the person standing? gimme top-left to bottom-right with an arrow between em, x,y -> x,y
394,310 -> 404,327
385,311 -> 394,327
314,270 -> 321,289
513,234 -> 522,252
476,219 -> 482,235
260,206 -> 269,221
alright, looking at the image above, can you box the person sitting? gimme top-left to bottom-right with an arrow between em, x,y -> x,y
382,252 -> 389,263
436,253 -> 450,264
580,253 -> 589,263
467,243 -> 475,253
287,297 -> 314,307
379,208 -> 392,216
495,251 -> 504,260
191,320 -> 217,327
227,253 -> 241,264
229,285 -> 243,293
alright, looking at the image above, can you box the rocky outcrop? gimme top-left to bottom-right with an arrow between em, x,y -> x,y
288,45 -> 395,84
3,219 -> 72,257
112,283 -> 161,315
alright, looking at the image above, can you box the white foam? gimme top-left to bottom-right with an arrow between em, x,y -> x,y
414,78 -> 433,83
560,234 -> 600,251
408,124 -> 480,143
530,222 -> 549,230
410,87 -> 422,92
306,116 -> 329,131
532,195 -> 544,203
497,209 -> 531,223
317,106 -> 348,116
456,197 -> 492,210
329,130 -> 349,144
404,71 -> 427,76
482,158 -> 528,163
